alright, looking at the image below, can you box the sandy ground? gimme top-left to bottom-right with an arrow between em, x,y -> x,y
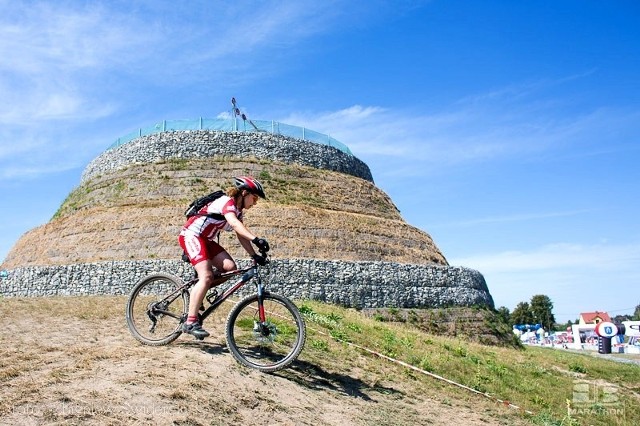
0,297 -> 530,426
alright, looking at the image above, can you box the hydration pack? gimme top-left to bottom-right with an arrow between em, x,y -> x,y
184,190 -> 225,219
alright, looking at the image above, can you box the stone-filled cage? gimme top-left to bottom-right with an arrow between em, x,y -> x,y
0,120 -> 494,309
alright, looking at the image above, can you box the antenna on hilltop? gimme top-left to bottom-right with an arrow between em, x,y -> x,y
231,97 -> 260,132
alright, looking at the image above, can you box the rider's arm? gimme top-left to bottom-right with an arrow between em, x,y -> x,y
237,235 -> 256,256
224,212 -> 257,255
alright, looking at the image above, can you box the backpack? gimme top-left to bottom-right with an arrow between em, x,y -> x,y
184,190 -> 225,219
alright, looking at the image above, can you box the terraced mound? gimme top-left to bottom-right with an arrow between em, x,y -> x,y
2,157 -> 447,269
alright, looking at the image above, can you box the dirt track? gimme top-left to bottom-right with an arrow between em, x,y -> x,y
0,297 -> 529,425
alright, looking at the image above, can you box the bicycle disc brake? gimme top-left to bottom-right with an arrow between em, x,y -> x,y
253,321 -> 278,344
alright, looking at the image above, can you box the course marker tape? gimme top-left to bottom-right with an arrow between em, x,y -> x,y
306,320 -> 534,416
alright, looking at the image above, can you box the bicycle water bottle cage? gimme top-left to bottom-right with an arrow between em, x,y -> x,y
206,290 -> 219,304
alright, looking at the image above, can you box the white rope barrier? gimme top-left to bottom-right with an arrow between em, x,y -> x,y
306,321 -> 534,416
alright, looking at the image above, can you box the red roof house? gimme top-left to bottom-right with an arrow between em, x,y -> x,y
578,311 -> 612,325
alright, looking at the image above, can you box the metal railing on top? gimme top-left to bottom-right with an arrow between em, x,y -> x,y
108,118 -> 352,155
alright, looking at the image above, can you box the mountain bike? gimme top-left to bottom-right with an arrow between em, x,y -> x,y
125,250 -> 306,372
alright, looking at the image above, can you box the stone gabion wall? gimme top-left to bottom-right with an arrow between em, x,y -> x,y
3,129 -> 495,310
0,259 -> 494,309
81,131 -> 374,184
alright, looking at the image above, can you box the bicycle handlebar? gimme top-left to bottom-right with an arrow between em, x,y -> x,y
253,249 -> 270,266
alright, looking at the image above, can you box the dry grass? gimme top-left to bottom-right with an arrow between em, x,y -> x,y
4,296 -> 638,425
55,158 -> 401,221
2,158 -> 448,269
0,296 -> 535,426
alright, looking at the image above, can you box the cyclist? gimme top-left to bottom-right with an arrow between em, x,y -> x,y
178,176 -> 270,339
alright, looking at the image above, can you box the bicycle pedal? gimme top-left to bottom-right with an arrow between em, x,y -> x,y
194,335 -> 205,341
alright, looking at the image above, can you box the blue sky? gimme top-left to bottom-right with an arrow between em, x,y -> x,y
1,0 -> 638,322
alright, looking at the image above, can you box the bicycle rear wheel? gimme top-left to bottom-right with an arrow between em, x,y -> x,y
226,293 -> 306,372
125,272 -> 188,346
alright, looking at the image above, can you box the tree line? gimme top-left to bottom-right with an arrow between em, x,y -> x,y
497,295 -> 640,332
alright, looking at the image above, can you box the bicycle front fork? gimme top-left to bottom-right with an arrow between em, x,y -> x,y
255,277 -> 266,322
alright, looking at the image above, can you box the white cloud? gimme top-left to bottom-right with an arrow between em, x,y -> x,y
279,79 -> 640,172
280,104 -> 530,165
450,242 -> 640,273
0,5 -> 139,73
438,210 -> 596,228
0,2 -> 153,124
0,0 -> 355,181
449,242 -> 640,319
0,163 -> 77,180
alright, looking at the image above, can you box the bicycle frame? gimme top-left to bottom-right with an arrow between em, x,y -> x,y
144,258 -> 269,331
198,263 -> 266,323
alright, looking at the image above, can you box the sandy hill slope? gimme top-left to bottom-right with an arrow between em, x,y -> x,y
2,158 -> 447,269
0,296 -> 530,426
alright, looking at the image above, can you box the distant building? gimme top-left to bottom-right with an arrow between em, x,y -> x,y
578,311 -> 612,326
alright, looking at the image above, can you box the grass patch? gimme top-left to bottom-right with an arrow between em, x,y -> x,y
299,301 -> 640,426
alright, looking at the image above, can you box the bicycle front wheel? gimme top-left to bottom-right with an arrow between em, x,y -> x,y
125,272 -> 188,346
226,293 -> 306,372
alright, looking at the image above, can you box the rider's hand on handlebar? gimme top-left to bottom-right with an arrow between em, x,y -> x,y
252,253 -> 268,266
251,237 -> 270,253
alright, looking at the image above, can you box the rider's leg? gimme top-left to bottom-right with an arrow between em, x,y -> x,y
187,260 -> 215,319
179,234 -> 215,338
209,249 -> 236,286
182,260 -> 214,338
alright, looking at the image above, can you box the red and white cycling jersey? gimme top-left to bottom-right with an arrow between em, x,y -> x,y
179,195 -> 243,241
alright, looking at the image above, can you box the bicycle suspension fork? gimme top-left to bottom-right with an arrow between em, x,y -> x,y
255,276 -> 267,322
